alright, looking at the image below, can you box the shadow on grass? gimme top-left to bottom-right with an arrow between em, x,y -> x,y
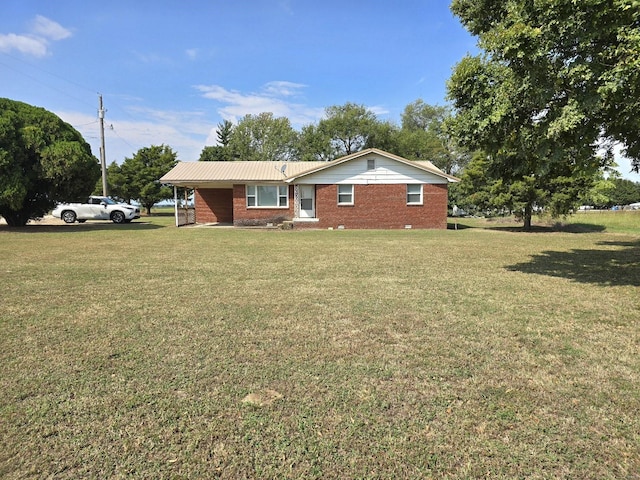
506,239 -> 640,286
447,222 -> 473,230
0,221 -> 165,234
447,220 -> 607,234
484,223 -> 607,234
550,222 -> 607,233
146,212 -> 176,217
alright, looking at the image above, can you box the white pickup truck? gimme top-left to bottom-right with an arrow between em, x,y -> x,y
52,196 -> 141,224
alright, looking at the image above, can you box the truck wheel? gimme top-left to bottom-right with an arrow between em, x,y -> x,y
61,210 -> 76,223
111,211 -> 125,224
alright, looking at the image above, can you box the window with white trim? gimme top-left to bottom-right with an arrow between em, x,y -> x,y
246,185 -> 289,208
407,184 -> 423,205
337,184 -> 354,205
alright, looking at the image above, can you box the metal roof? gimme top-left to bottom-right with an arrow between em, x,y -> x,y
160,149 -> 459,186
160,161 -> 327,186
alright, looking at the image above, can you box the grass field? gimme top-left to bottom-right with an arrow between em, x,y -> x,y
1,212 -> 639,478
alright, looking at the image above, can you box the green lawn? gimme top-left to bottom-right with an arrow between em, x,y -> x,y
1,214 -> 638,479
453,209 -> 640,235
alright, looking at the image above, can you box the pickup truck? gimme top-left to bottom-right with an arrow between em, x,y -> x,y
52,196 -> 141,224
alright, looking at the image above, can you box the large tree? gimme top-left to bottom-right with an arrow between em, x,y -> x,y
318,103 -> 379,157
296,124 -> 334,162
608,177 -> 640,207
109,145 -> 178,214
297,104 -> 392,161
365,120 -> 402,154
399,100 -> 469,174
402,100 -> 449,133
448,151 -> 496,215
228,112 -> 297,162
457,0 -> 640,170
199,145 -> 232,162
100,160 -> 135,201
0,98 -> 100,226
446,0 -> 636,228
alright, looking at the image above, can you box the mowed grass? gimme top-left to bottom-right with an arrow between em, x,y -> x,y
1,214 -> 639,479
456,209 -> 640,235
563,210 -> 640,235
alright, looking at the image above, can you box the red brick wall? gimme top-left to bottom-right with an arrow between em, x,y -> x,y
194,188 -> 233,223
196,184 -> 449,229
299,183 -> 448,229
232,184 -> 295,226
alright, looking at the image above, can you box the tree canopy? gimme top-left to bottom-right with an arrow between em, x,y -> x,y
294,103 -> 383,161
107,144 -> 178,214
608,177 -> 640,207
296,123 -> 335,162
0,98 -> 100,226
216,119 -> 234,147
451,0 -> 640,170
194,101 -> 463,169
318,103 -> 378,157
227,113 -> 297,162
399,100 -> 469,174
199,120 -> 236,161
446,0 -> 638,228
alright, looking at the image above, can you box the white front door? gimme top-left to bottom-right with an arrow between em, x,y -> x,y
299,185 -> 315,218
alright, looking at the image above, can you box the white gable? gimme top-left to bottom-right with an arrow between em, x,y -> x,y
293,153 -> 449,185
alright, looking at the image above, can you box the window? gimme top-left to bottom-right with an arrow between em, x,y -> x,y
367,159 -> 376,170
407,184 -> 423,205
246,185 -> 288,208
337,184 -> 354,205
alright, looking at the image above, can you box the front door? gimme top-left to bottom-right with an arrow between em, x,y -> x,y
299,185 -> 315,218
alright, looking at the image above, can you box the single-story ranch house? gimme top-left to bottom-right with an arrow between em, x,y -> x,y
160,148 -> 459,229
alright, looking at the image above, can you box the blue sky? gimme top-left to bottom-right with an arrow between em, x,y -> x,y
2,0 -> 639,181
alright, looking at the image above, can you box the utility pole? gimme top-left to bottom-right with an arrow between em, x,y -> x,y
98,94 -> 108,196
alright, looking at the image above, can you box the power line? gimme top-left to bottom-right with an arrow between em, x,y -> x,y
1,51 -> 96,94
0,57 -> 97,110
73,120 -> 99,128
108,125 -> 137,152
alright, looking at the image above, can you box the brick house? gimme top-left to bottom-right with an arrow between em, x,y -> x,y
160,148 -> 459,229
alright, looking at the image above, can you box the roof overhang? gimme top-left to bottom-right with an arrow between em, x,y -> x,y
160,149 -> 460,187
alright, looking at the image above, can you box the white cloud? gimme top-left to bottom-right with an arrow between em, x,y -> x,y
263,81 -> 306,97
57,108 -> 210,163
0,33 -> 47,57
194,82 -> 324,127
368,104 -> 390,116
125,106 -> 211,137
31,15 -> 72,41
0,15 -> 71,57
185,48 -> 198,60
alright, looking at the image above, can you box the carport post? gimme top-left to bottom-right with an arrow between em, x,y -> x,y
173,186 -> 179,227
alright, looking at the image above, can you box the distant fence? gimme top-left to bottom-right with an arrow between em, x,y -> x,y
177,207 -> 196,226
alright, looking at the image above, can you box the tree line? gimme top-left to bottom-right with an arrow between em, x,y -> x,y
198,101 -> 468,176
